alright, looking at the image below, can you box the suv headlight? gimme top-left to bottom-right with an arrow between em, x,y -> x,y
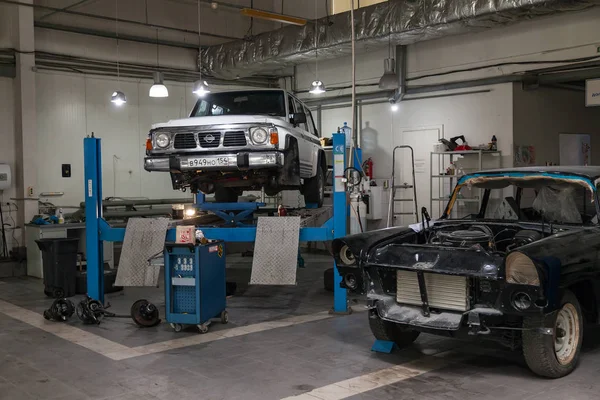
250,127 -> 269,144
505,252 -> 540,286
155,132 -> 170,149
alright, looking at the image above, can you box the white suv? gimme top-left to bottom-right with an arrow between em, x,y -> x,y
144,89 -> 326,206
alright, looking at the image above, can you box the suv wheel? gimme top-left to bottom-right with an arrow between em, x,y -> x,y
215,187 -> 239,203
522,290 -> 583,378
303,162 -> 325,207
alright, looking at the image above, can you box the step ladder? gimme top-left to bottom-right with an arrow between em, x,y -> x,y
387,145 -> 419,227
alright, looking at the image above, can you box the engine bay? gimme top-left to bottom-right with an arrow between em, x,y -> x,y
425,222 -> 547,253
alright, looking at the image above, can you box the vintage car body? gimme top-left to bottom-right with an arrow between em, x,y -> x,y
144,89 -> 326,204
334,166 -> 600,378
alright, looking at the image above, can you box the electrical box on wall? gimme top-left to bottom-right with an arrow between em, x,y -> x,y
62,164 -> 71,178
0,164 -> 11,190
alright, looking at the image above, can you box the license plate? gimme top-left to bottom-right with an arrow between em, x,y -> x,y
184,157 -> 229,167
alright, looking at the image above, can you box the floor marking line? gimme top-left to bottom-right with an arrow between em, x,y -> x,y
280,349 -> 467,400
0,299 -> 349,361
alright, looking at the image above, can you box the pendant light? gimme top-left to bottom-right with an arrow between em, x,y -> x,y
111,0 -> 126,106
378,2 -> 398,90
193,0 -> 210,96
150,29 -> 169,97
309,0 -> 325,95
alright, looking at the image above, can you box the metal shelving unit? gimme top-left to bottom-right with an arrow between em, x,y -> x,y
430,150 -> 502,218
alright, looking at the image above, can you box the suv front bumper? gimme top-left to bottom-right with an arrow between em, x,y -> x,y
144,152 -> 284,172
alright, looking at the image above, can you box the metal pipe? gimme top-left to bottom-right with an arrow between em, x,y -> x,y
315,89 -> 492,110
0,0 -> 241,41
35,22 -> 201,49
80,198 -> 194,208
103,209 -> 173,218
393,45 -> 407,102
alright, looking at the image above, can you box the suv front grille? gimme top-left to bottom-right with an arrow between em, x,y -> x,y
173,133 -> 197,149
223,131 -> 247,147
198,132 -> 221,148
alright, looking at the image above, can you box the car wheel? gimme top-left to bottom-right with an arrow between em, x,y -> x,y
368,310 -> 420,347
215,187 -> 239,203
303,162 -> 325,207
522,290 -> 583,378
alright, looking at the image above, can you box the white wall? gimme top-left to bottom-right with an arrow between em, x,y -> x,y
35,71 -> 197,208
315,84 -> 514,228
513,85 -> 600,166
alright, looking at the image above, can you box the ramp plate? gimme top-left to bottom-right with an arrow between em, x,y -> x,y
115,218 -> 169,287
250,216 -> 301,285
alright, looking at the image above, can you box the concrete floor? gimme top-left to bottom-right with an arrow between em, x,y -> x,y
1,253 -> 600,400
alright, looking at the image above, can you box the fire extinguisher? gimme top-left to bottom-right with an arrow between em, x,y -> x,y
363,158 -> 374,180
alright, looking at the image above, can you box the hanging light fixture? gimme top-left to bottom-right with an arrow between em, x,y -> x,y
111,0 -> 126,106
150,29 -> 169,98
309,0 -> 325,95
150,72 -> 168,98
193,80 -> 210,96
193,0 -> 210,97
378,1 -> 398,90
111,91 -> 127,106
309,80 -> 326,94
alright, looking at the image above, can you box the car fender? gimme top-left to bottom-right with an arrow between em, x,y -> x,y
332,227 -> 417,265
516,227 -> 600,312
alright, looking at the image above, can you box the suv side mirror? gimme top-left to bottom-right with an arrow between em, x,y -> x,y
290,112 -> 306,126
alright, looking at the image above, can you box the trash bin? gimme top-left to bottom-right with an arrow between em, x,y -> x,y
35,238 -> 79,298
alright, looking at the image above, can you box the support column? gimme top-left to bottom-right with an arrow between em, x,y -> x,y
13,0 -> 37,239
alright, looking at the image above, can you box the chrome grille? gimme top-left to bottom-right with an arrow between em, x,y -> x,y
198,132 -> 221,148
396,270 -> 469,312
173,133 -> 197,149
223,131 -> 247,147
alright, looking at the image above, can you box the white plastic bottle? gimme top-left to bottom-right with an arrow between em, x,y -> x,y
58,208 -> 65,224
340,122 -> 352,147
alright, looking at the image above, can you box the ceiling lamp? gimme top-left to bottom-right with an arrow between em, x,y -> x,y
308,0 -> 325,95
149,29 -> 168,98
111,90 -> 127,106
240,8 -> 306,26
379,58 -> 398,90
309,80 -> 326,94
193,80 -> 210,96
150,72 -> 169,98
111,0 -> 126,105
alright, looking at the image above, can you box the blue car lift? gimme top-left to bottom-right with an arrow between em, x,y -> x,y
84,133 -> 350,314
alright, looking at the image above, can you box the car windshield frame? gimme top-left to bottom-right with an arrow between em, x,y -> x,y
442,172 -> 600,225
189,90 -> 287,117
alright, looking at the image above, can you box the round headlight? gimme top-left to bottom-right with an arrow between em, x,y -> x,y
251,128 -> 268,144
505,252 -> 540,286
155,133 -> 170,148
339,244 -> 356,266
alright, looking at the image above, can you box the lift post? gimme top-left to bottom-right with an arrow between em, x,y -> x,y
83,133 -> 349,313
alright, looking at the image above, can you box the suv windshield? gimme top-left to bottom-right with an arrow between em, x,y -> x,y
190,91 -> 286,117
448,178 -> 597,225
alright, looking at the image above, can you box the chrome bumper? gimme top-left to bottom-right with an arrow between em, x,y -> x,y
144,152 -> 284,172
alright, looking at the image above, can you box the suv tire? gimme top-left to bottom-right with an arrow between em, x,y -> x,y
215,187 -> 239,203
303,162 -> 325,207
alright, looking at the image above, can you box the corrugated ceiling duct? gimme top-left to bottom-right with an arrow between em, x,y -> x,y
201,0 -> 599,80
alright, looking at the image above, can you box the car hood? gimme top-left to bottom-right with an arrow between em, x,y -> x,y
151,115 -> 286,129
368,243 -> 505,279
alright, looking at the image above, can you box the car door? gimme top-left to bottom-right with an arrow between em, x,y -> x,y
288,94 -> 315,178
